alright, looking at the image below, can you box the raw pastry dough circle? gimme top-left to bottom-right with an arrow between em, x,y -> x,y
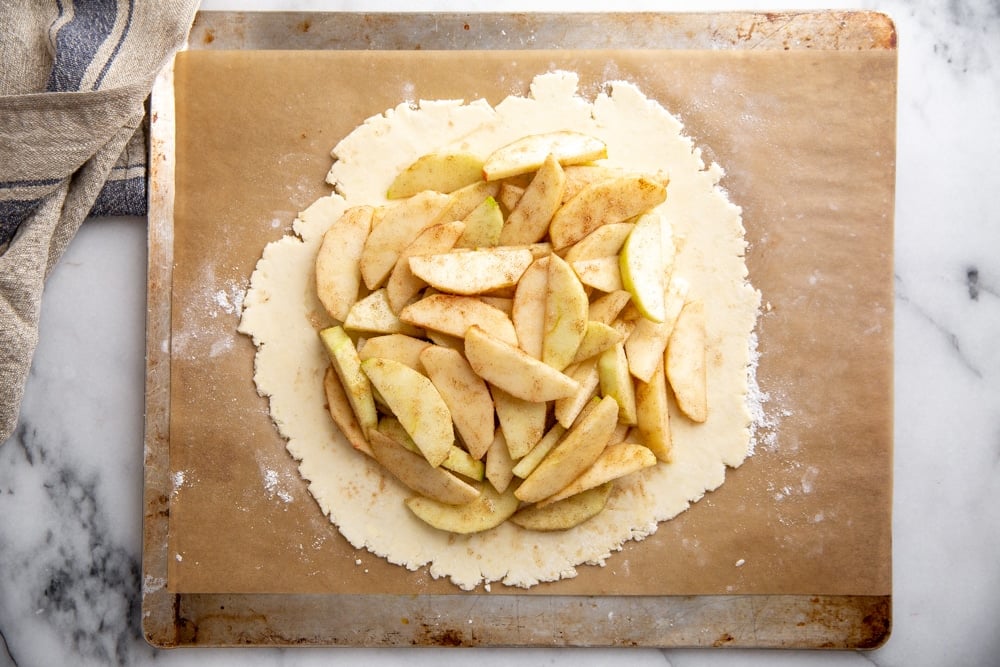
238,72 -> 760,590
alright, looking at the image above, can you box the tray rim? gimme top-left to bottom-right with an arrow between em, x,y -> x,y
142,9 -> 895,650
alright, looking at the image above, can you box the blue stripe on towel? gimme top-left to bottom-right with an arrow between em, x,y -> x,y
46,0 -> 118,92
0,178 -> 64,190
0,200 -> 43,247
93,0 -> 134,90
89,175 -> 145,218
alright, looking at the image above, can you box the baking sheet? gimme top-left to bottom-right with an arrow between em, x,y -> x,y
143,11 -> 895,648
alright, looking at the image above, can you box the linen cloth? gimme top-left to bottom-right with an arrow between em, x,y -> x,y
1,1 -> 199,442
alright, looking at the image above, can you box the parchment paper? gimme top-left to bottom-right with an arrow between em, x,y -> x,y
166,48 -> 894,596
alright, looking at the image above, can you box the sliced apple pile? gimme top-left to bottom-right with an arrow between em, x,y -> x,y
314,130 -> 710,535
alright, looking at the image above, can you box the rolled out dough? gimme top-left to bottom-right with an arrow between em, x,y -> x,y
238,71 -> 760,590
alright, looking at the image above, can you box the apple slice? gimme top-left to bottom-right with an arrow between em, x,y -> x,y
499,153 -> 566,245
542,254 -> 588,371
561,164 -> 626,199
357,333 -> 431,373
405,482 -> 520,534
511,255 -> 549,359
619,212 -> 667,322
465,325 -> 579,402
540,443 -> 656,506
491,386 -> 547,460
598,341 -> 637,425
510,482 -> 613,531
315,205 -> 374,322
498,181 -> 525,212
399,294 -> 518,346
570,321 -> 623,364
436,180 -> 501,223
419,346 -> 495,460
360,357 -> 453,467
510,422 -> 567,479
482,131 -> 607,181
360,190 -> 451,290
515,395 -> 618,504
408,247 -> 533,295
368,431 -> 480,505
386,151 -> 485,199
587,290 -> 632,325
456,196 -> 503,248
322,366 -> 373,457
571,256 -> 623,293
549,175 -> 667,249
343,288 -> 422,336
386,220 -> 465,313
563,222 -> 634,263
484,429 -> 515,494
625,275 -> 689,382
666,299 -> 708,423
318,326 -> 378,437
633,357 -> 672,462
378,417 -> 485,481
553,358 -> 601,428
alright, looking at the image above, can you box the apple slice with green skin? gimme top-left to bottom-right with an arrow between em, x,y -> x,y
619,212 -> 667,322
315,205 -> 374,322
549,174 -> 667,250
399,294 -> 518,346
542,254 -> 588,371
511,422 -> 567,479
465,325 -> 579,403
666,299 -> 708,423
510,482 -> 613,532
491,385 -> 547,460
405,482 -> 520,534
319,326 -> 377,437
539,443 -> 656,506
436,180 -> 501,223
419,346 -> 495,460
387,151 -> 485,199
634,357 -> 673,462
368,430 -> 480,505
456,196 -> 503,248
482,131 -> 607,181
360,190 -> 451,290
360,357 -> 453,468
322,366 -> 373,457
515,395 -> 618,504
378,416 -> 485,481
408,247 -> 533,295
499,153 -> 566,245
598,341 -> 637,425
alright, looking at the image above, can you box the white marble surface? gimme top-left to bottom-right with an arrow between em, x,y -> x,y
2,0 -> 999,665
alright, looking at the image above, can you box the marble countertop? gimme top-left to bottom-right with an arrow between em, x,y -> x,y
2,0 -> 998,665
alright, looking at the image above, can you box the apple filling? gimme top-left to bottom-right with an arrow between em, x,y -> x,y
239,72 -> 760,590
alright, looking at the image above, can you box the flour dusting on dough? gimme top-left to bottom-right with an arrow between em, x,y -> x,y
239,71 -> 761,590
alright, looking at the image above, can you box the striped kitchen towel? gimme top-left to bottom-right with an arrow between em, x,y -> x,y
0,0 -> 198,442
